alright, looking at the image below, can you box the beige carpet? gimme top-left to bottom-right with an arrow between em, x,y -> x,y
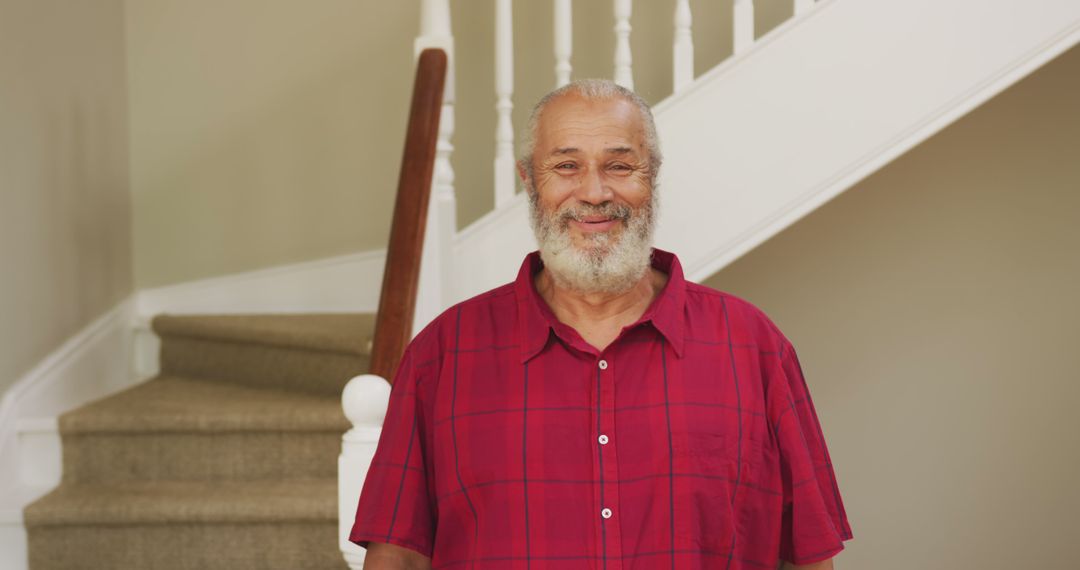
24,313 -> 374,569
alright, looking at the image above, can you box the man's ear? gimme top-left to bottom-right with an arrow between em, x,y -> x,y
517,161 -> 535,196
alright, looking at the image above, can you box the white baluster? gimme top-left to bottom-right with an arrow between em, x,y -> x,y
494,0 -> 515,209
613,0 -> 634,89
672,0 -> 693,93
414,0 -> 457,329
554,0 -> 573,87
733,0 -> 754,56
794,0 -> 813,16
338,374 -> 392,569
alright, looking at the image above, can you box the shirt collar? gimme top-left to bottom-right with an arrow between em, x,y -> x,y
515,247 -> 687,363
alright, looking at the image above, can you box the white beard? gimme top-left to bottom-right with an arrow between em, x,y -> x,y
528,190 -> 658,294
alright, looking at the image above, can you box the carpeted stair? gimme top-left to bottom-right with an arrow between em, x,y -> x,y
24,313 -> 375,569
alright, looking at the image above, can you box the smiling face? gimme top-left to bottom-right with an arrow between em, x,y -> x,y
522,92 -> 659,294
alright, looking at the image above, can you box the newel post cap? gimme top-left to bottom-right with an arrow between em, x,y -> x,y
342,374 -> 392,427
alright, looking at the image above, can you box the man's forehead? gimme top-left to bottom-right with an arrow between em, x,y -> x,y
540,93 -> 639,124
536,96 -> 645,153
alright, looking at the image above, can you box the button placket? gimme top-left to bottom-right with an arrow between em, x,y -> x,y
595,355 -> 623,566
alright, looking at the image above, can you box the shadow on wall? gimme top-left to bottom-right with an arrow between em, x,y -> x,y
41,102 -> 127,329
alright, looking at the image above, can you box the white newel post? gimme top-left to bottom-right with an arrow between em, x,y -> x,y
494,0 -> 515,209
338,374 -> 392,569
414,0 -> 457,333
554,0 -> 573,87
340,2 -> 454,567
613,0 -> 634,89
733,0 -> 754,55
672,0 -> 693,93
794,0 -> 813,16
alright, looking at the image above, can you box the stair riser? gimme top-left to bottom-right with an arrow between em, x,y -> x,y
28,522 -> 347,570
61,432 -> 343,482
159,336 -> 367,397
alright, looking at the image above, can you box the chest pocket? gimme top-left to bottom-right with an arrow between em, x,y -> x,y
674,428 -> 738,472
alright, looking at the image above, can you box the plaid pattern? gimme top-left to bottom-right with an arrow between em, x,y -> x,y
351,249 -> 852,569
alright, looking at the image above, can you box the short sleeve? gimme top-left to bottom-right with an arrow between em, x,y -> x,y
349,347 -> 435,557
769,342 -> 853,565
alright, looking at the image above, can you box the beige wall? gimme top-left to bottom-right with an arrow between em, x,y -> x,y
127,0 -> 793,288
0,0 -> 132,395
704,45 -> 1080,569
126,0 -> 418,288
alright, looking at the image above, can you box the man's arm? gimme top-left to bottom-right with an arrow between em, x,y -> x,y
363,542 -> 432,570
779,558 -> 834,570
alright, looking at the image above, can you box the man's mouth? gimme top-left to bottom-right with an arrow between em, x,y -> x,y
570,216 -> 619,232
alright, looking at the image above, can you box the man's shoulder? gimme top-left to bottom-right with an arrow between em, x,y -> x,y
683,281 -> 766,315
683,281 -> 791,349
406,280 -> 519,358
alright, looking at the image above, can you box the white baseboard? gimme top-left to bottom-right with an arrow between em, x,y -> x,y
0,417 -> 60,570
132,319 -> 162,382
135,249 -> 386,317
0,482 -> 45,570
0,298 -> 137,492
0,518 -> 28,570
17,418 -> 61,490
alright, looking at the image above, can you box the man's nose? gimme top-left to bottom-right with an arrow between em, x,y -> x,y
574,166 -> 613,205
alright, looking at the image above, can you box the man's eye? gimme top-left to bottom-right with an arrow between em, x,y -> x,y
610,164 -> 631,171
556,163 -> 576,170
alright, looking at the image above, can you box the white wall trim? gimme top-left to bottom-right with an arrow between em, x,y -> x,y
683,17 -> 1080,282
451,192 -> 535,302
0,297 -> 137,492
135,249 -> 387,317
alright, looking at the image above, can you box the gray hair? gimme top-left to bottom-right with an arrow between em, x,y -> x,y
518,79 -> 663,187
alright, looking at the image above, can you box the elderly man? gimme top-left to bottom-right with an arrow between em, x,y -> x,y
351,79 -> 852,570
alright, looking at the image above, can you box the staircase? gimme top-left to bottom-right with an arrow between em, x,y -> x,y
23,314 -> 374,569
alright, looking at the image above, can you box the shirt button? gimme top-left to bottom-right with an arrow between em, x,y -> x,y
598,359 -> 608,370
598,434 -> 609,445
601,508 -> 613,519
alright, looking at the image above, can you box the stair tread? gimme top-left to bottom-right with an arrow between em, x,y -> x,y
152,313 -> 375,356
24,479 -> 336,526
61,375 -> 349,433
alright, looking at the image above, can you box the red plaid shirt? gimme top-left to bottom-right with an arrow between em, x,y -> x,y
351,249 -> 852,569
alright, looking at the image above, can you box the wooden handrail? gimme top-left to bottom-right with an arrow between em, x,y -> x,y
368,48 -> 447,382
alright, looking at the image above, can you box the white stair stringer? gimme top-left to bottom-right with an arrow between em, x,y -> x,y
452,0 -> 1080,300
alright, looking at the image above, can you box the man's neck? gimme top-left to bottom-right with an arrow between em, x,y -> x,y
534,267 -> 669,351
